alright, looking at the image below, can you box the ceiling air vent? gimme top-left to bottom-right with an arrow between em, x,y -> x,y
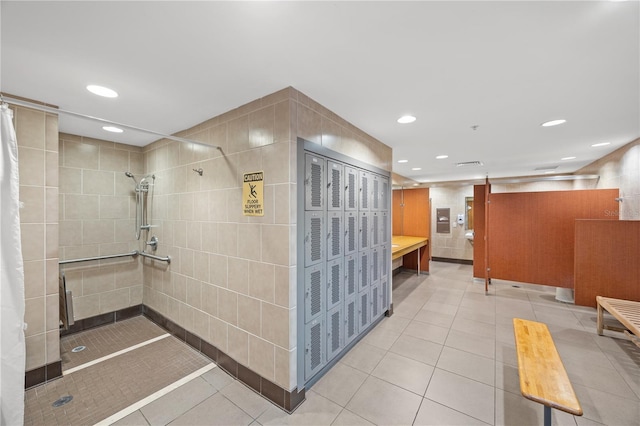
456,161 -> 483,167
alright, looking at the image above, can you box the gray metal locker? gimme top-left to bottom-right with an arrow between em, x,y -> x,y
344,254 -> 357,299
371,247 -> 380,286
344,212 -> 357,255
326,305 -> 343,362
344,297 -> 358,346
371,211 -> 380,248
327,161 -> 343,211
326,258 -> 343,311
381,211 -> 389,245
305,154 -> 325,211
358,289 -> 371,331
359,250 -> 370,292
359,211 -> 370,252
305,318 -> 325,380
370,282 -> 382,321
327,211 -> 343,260
380,176 -> 389,211
381,244 -> 389,279
359,170 -> 370,211
304,211 -> 325,266
344,166 -> 358,211
371,175 -> 380,211
381,277 -> 389,313
304,264 -> 325,323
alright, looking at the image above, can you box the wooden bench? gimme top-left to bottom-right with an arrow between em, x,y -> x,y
513,318 -> 583,426
596,296 -> 640,348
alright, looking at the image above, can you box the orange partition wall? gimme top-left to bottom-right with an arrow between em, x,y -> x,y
575,220 -> 640,308
392,189 -> 403,235
393,188 -> 430,272
473,185 -> 487,278
487,189 -> 619,288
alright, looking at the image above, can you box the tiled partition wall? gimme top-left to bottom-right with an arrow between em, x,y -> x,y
11,102 -> 61,384
58,134 -> 145,321
429,186 -> 474,262
141,87 -> 391,409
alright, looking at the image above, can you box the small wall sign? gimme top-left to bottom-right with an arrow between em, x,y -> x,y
243,171 -> 264,216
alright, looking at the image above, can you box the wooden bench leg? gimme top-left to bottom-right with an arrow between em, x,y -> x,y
597,301 -> 604,335
544,406 -> 551,426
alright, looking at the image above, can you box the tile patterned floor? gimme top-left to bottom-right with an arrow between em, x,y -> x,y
26,262 -> 640,425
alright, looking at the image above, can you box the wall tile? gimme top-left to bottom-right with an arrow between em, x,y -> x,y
186,278 -> 202,310
209,316 -> 228,353
237,223 -> 261,261
274,100 -> 291,144
18,147 -> 45,186
100,288 -> 130,314
64,194 -> 99,220
261,302 -> 289,348
201,222 -> 218,254
45,224 -> 58,259
193,309 -> 210,341
249,105 -> 275,148
46,151 -> 58,187
73,294 -> 100,320
19,186 -> 44,223
261,225 -> 289,266
63,140 -> 99,169
274,265 -> 295,309
45,114 -> 58,152
83,170 -> 114,195
227,257 -> 249,295
297,104 -> 322,145
193,251 -> 210,282
46,188 -> 58,224
16,106 -> 45,149
186,221 -> 202,251
25,296 -> 45,336
263,142 -> 289,185
274,346 -> 294,391
209,254 -> 228,288
237,294 -> 261,337
100,146 -> 130,171
46,330 -> 60,364
249,335 -> 275,381
201,283 -> 218,316
249,261 -> 275,303
82,220 -> 115,245
59,167 -> 82,194
25,333 -> 46,371
227,115 -> 250,154
218,223 -> 238,257
21,224 -> 44,261
24,260 -> 45,299
218,287 -> 238,326
227,325 -> 249,366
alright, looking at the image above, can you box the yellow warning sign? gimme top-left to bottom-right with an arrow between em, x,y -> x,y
243,171 -> 264,216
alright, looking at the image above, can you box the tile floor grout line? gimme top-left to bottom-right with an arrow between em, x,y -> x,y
63,333 -> 172,376
93,363 -> 217,426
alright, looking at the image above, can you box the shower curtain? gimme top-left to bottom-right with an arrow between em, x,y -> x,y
0,103 -> 25,425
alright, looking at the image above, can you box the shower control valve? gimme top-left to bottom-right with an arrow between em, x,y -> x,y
146,236 -> 159,251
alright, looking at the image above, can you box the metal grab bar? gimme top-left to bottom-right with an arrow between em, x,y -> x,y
139,251 -> 171,264
59,251 -> 139,265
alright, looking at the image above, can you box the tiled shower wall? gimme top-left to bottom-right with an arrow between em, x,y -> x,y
429,186 -> 474,261
575,137 -> 640,220
142,87 -> 391,392
13,104 -> 60,372
58,133 -> 144,320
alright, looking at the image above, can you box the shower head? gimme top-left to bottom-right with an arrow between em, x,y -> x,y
124,171 -> 138,185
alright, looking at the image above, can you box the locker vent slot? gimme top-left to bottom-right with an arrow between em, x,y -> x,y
348,216 -> 356,252
331,217 -> 341,257
382,247 -> 388,276
310,322 -> 322,370
347,302 -> 355,337
331,169 -> 341,208
373,252 -> 379,282
310,217 -> 322,262
373,215 -> 379,246
382,281 -> 388,309
330,311 -> 340,351
347,258 -> 356,295
360,293 -> 368,326
348,173 -> 356,209
331,263 -> 341,305
361,176 -> 368,209
382,181 -> 389,209
382,217 -> 388,244
310,163 -> 322,208
310,270 -> 322,317
361,215 -> 368,248
373,179 -> 379,210
361,255 -> 368,289
372,286 -> 379,318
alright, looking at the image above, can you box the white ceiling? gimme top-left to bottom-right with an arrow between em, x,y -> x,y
2,1 -> 639,183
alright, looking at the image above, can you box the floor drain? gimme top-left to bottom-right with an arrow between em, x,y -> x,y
71,346 -> 86,353
52,395 -> 73,407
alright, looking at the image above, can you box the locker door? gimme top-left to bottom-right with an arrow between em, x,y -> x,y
344,166 -> 358,211
344,297 -> 358,346
358,289 -> 371,331
359,211 -> 370,252
370,282 -> 382,321
344,212 -> 357,255
371,247 -> 380,286
305,318 -> 325,380
326,258 -> 343,311
327,161 -> 343,211
359,250 -> 370,292
344,254 -> 357,299
304,211 -> 324,266
326,305 -> 343,362
327,212 -> 343,260
371,175 -> 380,211
381,277 -> 389,312
371,211 -> 380,248
380,211 -> 389,246
304,264 -> 325,323
381,244 -> 389,279
380,176 -> 389,212
359,170 -> 370,211
305,154 -> 325,211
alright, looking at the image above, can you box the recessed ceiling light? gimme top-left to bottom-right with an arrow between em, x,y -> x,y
561,156 -> 576,161
102,126 -> 123,133
397,159 -> 409,163
413,183 -> 420,187
591,142 -> 610,147
397,115 -> 416,124
435,155 -> 449,160
411,167 -> 422,171
87,85 -> 118,98
541,119 -> 566,127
